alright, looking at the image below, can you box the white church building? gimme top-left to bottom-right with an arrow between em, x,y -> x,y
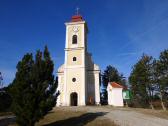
57,13 -> 100,106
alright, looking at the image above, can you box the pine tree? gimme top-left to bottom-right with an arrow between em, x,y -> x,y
153,49 -> 168,110
102,65 -> 126,87
9,46 -> 58,126
129,54 -> 154,109
0,86 -> 12,112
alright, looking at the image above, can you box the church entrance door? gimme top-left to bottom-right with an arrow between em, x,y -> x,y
70,92 -> 78,106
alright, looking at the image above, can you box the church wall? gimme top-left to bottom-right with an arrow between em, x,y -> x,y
86,72 -> 95,104
60,75 -> 64,104
67,50 -> 83,66
57,73 -> 64,106
60,74 -> 64,84
64,68 -> 86,106
94,72 -> 100,105
67,25 -> 84,48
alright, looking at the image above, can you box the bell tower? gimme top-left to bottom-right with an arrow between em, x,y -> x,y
65,15 -> 88,66
62,13 -> 88,106
57,11 -> 100,106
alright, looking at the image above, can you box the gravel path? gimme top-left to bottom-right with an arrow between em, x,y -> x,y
60,106 -> 168,126
105,109 -> 168,126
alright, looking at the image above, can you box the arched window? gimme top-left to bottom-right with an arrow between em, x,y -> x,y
72,35 -> 77,44
73,57 -> 77,61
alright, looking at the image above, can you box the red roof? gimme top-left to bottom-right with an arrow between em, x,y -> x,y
110,82 -> 124,88
71,15 -> 83,22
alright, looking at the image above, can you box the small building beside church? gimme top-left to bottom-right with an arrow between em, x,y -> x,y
57,13 -> 100,106
107,82 -> 124,106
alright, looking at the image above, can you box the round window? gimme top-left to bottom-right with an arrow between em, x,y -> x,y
72,78 -> 76,82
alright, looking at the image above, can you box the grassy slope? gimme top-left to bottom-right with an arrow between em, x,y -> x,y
36,108 -> 117,126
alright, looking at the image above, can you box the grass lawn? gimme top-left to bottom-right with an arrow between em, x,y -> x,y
5,107 -> 116,126
35,107 -> 116,126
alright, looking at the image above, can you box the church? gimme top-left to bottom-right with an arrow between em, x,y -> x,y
57,13 -> 100,106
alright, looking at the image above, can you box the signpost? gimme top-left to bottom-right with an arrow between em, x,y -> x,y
123,90 -> 131,107
123,90 -> 131,100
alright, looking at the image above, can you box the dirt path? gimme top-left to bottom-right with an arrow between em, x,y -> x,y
59,106 -> 168,126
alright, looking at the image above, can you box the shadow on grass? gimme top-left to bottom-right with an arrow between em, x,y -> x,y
44,112 -> 108,126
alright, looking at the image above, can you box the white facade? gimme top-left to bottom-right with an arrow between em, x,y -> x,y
57,15 -> 100,106
107,82 -> 124,106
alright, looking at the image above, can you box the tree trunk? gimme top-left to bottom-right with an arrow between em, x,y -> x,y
28,121 -> 35,126
161,101 -> 166,111
160,93 -> 166,111
149,101 -> 154,110
148,89 -> 154,110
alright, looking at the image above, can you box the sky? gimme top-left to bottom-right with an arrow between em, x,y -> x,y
0,0 -> 168,86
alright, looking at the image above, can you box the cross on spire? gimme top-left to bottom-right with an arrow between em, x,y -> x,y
76,7 -> 80,15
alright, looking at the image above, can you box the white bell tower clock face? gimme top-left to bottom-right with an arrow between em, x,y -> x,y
73,26 -> 79,32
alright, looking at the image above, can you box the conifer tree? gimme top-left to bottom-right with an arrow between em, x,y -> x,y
129,54 -> 154,108
9,46 -> 58,126
153,49 -> 168,110
0,86 -> 12,112
102,65 -> 126,87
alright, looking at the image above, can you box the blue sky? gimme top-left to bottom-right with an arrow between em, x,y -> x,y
0,0 -> 168,86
